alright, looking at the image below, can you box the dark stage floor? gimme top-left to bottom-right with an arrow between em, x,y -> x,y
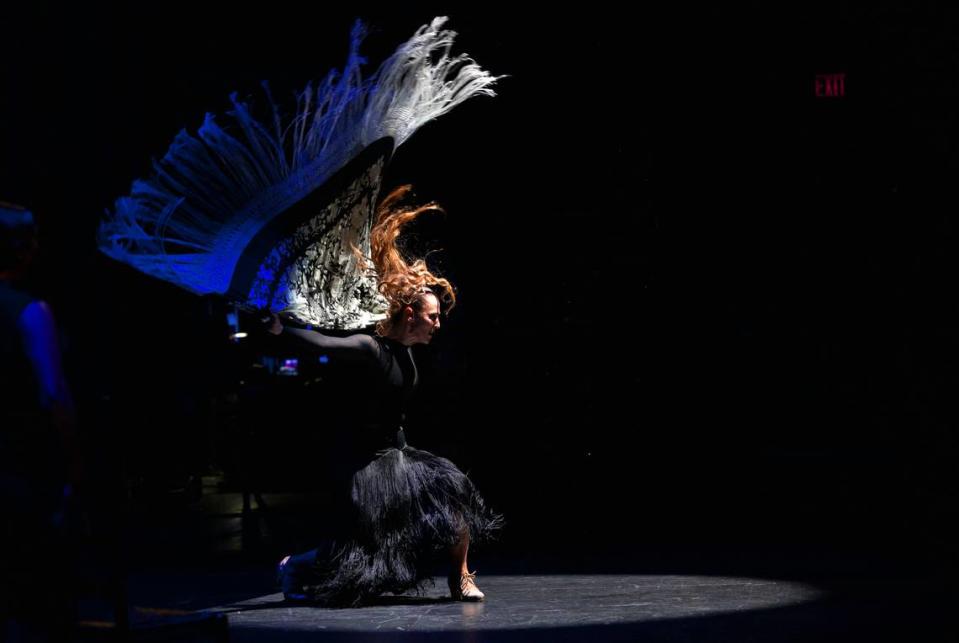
74,561 -> 954,642
218,574 -> 822,641
64,485 -> 958,642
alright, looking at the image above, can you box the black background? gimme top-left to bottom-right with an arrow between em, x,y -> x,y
3,2 -> 958,568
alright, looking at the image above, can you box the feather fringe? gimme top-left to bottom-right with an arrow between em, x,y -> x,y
98,17 -> 499,312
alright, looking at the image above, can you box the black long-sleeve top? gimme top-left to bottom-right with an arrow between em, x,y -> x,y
282,327 -> 418,450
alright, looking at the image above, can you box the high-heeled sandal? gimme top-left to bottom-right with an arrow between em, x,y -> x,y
448,571 -> 485,601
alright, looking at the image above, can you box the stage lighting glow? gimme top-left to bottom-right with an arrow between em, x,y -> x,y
279,358 -> 299,376
223,574 -> 826,635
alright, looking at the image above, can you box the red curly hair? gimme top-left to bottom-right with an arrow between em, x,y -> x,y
367,185 -> 456,337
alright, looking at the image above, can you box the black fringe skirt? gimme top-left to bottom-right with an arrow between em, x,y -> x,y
304,444 -> 502,606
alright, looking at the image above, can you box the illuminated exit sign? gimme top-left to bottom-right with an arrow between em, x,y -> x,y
814,73 -> 845,98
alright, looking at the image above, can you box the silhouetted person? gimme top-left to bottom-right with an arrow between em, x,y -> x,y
0,202 -> 78,641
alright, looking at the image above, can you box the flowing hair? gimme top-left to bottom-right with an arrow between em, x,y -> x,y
367,185 -> 456,336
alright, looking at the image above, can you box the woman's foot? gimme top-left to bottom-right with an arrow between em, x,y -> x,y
277,555 -> 309,602
449,571 -> 485,601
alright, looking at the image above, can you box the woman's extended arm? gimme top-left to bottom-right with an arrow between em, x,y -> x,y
267,314 -> 378,365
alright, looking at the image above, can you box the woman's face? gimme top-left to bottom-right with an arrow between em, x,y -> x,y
408,293 -> 441,345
